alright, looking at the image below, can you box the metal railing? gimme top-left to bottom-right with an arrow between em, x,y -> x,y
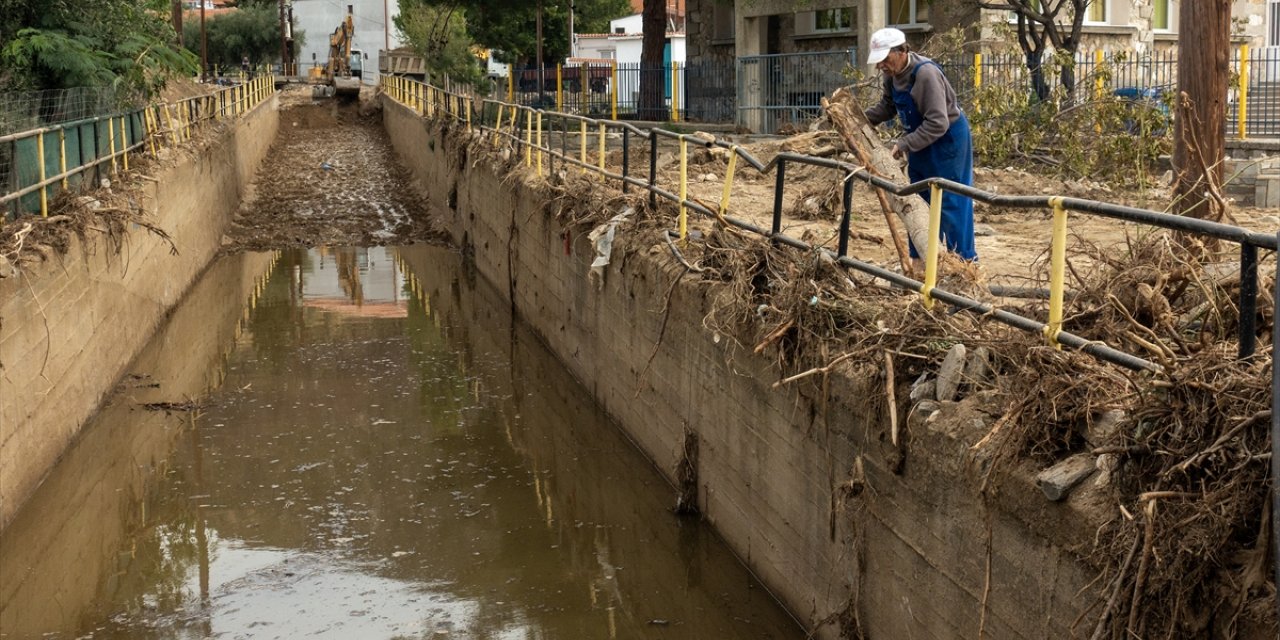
500,60 -> 738,123
386,76 -> 1279,594
2,75 -> 277,220
381,74 -> 1278,373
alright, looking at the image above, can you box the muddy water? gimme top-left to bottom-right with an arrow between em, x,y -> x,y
0,244 -> 802,640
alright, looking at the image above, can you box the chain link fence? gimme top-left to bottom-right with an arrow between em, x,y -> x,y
0,86 -> 139,137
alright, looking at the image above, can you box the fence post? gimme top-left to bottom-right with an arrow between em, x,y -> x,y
508,70 -> 514,103
556,64 -> 563,111
670,62 -> 680,122
973,52 -> 982,114
1238,44 -> 1249,140
611,62 -> 618,120
36,131 -> 47,217
58,129 -> 68,191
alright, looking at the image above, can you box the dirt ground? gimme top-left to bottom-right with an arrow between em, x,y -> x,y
222,85 -> 439,252
568,129 -> 1278,293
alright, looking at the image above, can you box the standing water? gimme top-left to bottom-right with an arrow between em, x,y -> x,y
0,245 -> 802,639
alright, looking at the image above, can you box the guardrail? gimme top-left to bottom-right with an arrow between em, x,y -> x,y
380,75 -> 1277,373
2,74 -> 277,220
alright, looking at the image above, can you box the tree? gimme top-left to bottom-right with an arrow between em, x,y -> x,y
180,4 -> 295,71
394,3 -> 485,88
400,0 -> 629,65
1173,0 -> 1231,222
978,0 -> 1090,102
0,0 -> 196,95
638,0 -> 666,120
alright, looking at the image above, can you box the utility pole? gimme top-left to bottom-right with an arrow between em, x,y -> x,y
536,0 -> 544,102
200,0 -> 208,82
384,0 -> 390,52
1173,0 -> 1231,221
279,0 -> 288,73
172,0 -> 183,47
568,1 -> 575,58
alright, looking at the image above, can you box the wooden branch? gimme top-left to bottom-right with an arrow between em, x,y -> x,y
821,87 -> 922,275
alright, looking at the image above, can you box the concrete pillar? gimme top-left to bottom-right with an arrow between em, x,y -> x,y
857,0 -> 887,78
735,8 -> 769,132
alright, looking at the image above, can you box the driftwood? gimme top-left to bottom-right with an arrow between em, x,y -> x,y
822,86 -> 934,274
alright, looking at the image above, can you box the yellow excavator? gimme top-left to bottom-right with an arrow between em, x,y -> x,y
323,6 -> 361,97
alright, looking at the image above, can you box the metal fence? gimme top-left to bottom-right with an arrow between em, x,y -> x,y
495,46 -> 1280,138
501,60 -> 737,123
0,86 -> 140,138
737,50 -> 858,134
2,76 -> 276,220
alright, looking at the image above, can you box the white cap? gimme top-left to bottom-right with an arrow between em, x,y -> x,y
866,28 -> 907,65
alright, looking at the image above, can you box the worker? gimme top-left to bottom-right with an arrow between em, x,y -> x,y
864,27 -> 977,262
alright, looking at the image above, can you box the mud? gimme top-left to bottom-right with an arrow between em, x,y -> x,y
223,89 -> 439,251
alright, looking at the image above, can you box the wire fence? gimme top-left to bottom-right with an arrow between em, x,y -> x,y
2,77 -> 275,220
496,46 -> 1280,138
0,86 -> 142,138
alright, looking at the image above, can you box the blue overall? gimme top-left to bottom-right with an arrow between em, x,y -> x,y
894,62 -> 977,261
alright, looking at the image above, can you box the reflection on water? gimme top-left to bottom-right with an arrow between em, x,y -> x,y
0,245 -> 802,639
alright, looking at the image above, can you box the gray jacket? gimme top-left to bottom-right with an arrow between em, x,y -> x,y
864,52 -> 962,153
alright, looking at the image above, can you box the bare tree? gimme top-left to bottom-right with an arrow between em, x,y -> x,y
639,0 -> 666,120
977,1 -> 1089,102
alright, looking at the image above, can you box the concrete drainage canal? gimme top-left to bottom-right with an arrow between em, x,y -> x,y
0,95 -> 803,639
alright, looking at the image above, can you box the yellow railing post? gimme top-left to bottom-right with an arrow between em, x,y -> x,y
120,116 -> 129,172
36,130 -> 47,217
525,109 -> 533,166
1094,50 -> 1104,100
670,62 -> 679,122
973,52 -> 982,117
507,70 -> 514,103
494,104 -> 504,146
535,111 -> 543,176
466,99 -> 472,132
610,61 -> 618,121
1238,44 -> 1250,140
921,183 -> 943,309
579,120 -> 587,173
1046,196 -> 1068,349
108,117 -> 118,174
556,64 -> 563,111
597,122 -> 606,177
678,135 -> 688,240
164,104 -> 179,146
144,107 -> 157,156
58,128 -> 68,190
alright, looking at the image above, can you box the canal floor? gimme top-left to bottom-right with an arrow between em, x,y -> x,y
0,244 -> 802,639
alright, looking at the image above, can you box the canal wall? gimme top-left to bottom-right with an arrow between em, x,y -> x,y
0,251 -> 277,636
0,96 -> 279,530
383,99 -> 1104,639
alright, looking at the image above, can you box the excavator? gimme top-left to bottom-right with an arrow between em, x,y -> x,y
321,6 -> 362,98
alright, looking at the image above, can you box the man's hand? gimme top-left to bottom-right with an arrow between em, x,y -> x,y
890,141 -> 906,160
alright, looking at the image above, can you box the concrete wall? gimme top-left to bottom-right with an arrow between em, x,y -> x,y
0,251 -> 277,636
382,98 -> 1108,639
0,96 -> 279,530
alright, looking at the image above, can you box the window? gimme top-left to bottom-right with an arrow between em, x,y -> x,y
1084,0 -> 1107,24
1269,0 -> 1280,48
795,7 -> 854,36
601,49 -> 616,59
814,8 -> 853,32
1151,0 -> 1170,31
888,0 -> 929,27
712,2 -> 735,41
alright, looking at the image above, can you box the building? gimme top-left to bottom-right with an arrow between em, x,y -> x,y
575,13 -> 686,66
686,1 -> 1279,130
292,0 -> 405,84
